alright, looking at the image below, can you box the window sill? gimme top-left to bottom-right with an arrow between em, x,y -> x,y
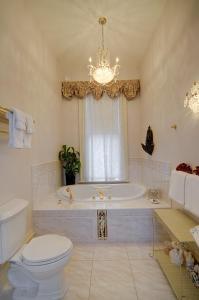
78,180 -> 130,184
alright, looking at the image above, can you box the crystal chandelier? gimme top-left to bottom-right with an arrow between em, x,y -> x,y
88,17 -> 120,85
184,81 -> 199,113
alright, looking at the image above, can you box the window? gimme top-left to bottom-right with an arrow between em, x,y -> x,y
79,94 -> 128,182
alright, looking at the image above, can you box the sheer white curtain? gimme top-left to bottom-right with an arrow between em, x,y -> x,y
79,94 -> 128,182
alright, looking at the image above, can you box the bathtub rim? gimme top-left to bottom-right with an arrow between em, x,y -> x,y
57,182 -> 147,203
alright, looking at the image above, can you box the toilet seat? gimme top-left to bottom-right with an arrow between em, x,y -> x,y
22,234 -> 73,266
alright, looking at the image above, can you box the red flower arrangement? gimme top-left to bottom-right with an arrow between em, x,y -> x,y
193,166 -> 199,176
176,163 -> 193,174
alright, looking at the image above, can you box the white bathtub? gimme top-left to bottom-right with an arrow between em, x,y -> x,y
34,183 -> 170,243
57,183 -> 146,202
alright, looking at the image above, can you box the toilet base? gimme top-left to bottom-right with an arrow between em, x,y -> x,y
9,264 -> 68,300
12,285 -> 68,300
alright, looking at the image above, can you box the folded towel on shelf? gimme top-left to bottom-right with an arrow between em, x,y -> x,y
185,174 -> 199,217
190,226 -> 199,248
169,170 -> 187,205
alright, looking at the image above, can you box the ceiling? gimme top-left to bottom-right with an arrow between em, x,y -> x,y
27,0 -> 167,79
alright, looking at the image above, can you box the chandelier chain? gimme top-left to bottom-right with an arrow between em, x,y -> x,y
101,23 -> 104,50
88,17 -> 120,85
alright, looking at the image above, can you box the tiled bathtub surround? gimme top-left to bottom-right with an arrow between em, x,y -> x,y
32,157 -> 171,243
31,158 -> 171,208
32,158 -> 171,244
128,158 -> 143,184
128,157 -> 171,198
33,208 -> 158,243
31,161 -> 61,206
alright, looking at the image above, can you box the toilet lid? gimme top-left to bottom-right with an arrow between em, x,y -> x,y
22,234 -> 73,265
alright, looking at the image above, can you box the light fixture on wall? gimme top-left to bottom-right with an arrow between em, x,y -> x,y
184,81 -> 199,113
88,17 -> 120,85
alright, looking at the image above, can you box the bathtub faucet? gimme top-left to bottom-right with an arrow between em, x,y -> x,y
66,187 -> 73,201
98,191 -> 105,200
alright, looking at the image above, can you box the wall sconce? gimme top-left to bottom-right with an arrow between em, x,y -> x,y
184,81 -> 199,113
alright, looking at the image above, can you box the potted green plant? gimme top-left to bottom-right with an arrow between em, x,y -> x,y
58,145 -> 81,185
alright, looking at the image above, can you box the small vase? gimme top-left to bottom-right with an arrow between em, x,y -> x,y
65,173 -> 75,185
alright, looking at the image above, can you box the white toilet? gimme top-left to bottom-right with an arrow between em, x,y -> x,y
0,198 -> 73,300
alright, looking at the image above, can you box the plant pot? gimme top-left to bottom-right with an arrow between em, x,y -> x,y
65,173 -> 75,185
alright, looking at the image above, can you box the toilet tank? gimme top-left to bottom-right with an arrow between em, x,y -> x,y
0,198 -> 28,264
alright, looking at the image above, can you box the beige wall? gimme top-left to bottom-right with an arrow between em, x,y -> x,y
0,1 -> 62,209
140,0 -> 199,168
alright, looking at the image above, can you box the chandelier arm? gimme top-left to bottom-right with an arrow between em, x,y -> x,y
184,81 -> 199,113
101,23 -> 104,50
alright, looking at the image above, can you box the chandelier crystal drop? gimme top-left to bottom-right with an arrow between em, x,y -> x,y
184,81 -> 199,113
88,17 -> 120,85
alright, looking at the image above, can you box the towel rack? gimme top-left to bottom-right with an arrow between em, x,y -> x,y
0,129 -> 8,134
0,105 -> 10,134
0,105 -> 11,122
0,105 -> 35,135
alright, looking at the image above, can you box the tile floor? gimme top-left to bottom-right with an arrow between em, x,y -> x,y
0,243 -> 176,300
64,243 -> 176,300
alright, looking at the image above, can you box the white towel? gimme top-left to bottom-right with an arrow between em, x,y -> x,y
169,170 -> 187,205
8,108 -> 35,149
190,226 -> 199,248
8,110 -> 25,148
185,174 -> 199,217
23,132 -> 32,148
24,114 -> 35,148
12,108 -> 26,130
26,114 -> 34,134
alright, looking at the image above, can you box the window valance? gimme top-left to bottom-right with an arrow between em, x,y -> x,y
61,80 -> 140,101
